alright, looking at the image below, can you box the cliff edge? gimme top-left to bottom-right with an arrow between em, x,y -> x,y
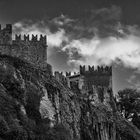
0,54 -> 139,140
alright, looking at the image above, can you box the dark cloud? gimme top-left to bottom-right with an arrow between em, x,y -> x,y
69,5 -> 122,38
59,6 -> 122,39
15,5 -> 122,39
0,0 -> 139,24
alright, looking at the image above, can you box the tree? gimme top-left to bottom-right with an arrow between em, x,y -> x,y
117,88 -> 140,129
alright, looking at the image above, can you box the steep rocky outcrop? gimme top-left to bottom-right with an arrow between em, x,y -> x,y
0,54 -> 139,140
0,54 -> 80,140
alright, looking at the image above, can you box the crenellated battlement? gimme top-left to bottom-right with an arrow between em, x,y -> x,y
66,72 -> 71,76
54,71 -> 64,76
15,34 -> 21,41
80,65 -> 112,75
66,71 -> 80,77
14,34 -> 47,44
65,65 -> 112,78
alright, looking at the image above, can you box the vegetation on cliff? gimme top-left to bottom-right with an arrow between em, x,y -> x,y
0,54 -> 80,140
0,54 -> 139,140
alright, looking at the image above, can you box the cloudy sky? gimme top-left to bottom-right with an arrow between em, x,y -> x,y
0,0 -> 140,93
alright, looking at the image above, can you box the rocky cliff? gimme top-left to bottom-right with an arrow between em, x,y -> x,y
0,54 -> 139,140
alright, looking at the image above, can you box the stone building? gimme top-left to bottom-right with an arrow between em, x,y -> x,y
66,65 -> 112,88
63,65 -> 112,104
0,24 -> 51,73
0,24 -> 112,104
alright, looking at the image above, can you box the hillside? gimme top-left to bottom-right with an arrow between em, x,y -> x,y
0,54 -> 139,140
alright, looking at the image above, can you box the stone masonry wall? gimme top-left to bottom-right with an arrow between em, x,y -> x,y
12,34 -> 47,69
0,25 -> 48,70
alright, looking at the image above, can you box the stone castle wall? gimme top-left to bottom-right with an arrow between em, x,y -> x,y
79,65 -> 112,90
12,34 -> 47,68
0,24 -> 48,70
54,65 -> 112,101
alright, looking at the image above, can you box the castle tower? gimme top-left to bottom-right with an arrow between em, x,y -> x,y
12,34 -> 48,70
79,65 -> 112,104
79,65 -> 112,91
0,24 -> 51,73
66,65 -> 112,95
0,24 -> 12,55
0,24 -> 12,45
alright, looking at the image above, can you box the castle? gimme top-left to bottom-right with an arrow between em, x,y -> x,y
0,24 -> 51,72
54,65 -> 112,104
0,24 -> 112,103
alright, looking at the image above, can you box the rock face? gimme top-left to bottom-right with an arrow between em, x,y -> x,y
0,54 -> 139,140
0,54 -> 80,140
